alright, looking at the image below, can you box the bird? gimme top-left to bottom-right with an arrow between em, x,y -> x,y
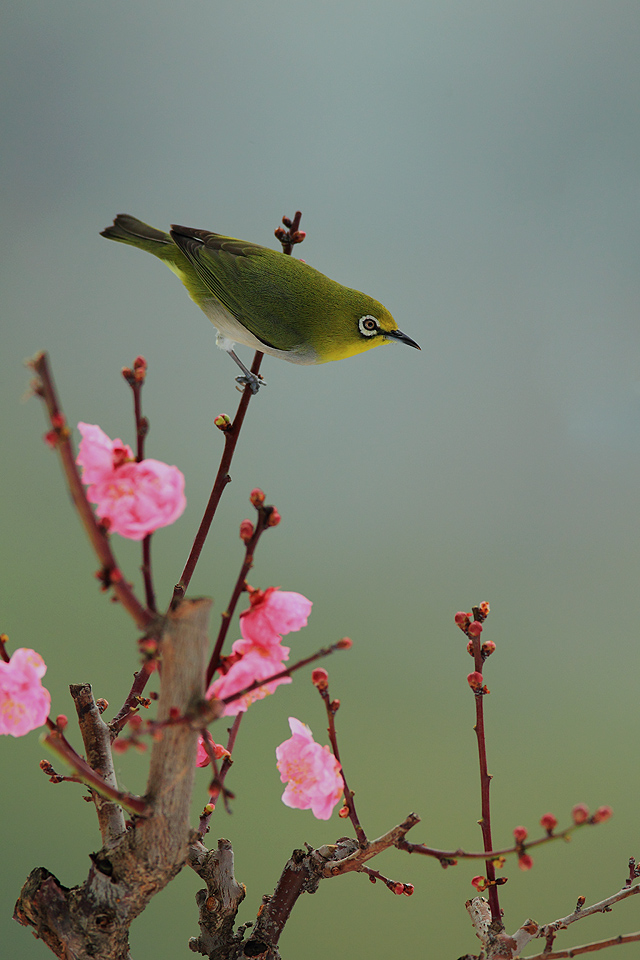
100,214 -> 420,393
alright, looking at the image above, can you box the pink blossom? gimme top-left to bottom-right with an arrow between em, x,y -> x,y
196,735 -> 231,767
207,648 -> 291,717
77,422 -> 133,483
76,423 -> 186,540
0,648 -> 51,737
240,588 -> 312,648
276,717 -> 343,820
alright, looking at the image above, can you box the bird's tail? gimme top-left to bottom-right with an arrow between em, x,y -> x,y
100,214 -> 173,258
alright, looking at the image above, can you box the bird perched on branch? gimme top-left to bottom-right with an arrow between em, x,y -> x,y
101,214 -> 420,393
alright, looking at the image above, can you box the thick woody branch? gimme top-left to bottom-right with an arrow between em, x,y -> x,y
14,598 -> 211,960
466,883 -> 640,959
70,683 -> 126,846
187,838 -> 247,958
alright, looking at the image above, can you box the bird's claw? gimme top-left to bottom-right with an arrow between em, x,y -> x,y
235,374 -> 266,394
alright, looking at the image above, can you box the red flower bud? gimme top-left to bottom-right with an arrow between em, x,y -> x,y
239,519 -> 254,543
572,803 -> 590,825
336,637 -> 353,649
592,805 -> 613,823
471,875 -> 487,892
338,805 -> 350,818
56,715 -> 68,730
478,601 -> 490,617
482,640 -> 496,656
467,671 -> 484,691
540,812 -> 558,833
454,611 -> 471,629
513,825 -> 528,843
312,668 -> 329,690
467,621 -> 483,638
518,854 -> 534,871
402,884 -> 414,896
266,507 -> 281,527
133,356 -> 147,380
250,488 -> 265,507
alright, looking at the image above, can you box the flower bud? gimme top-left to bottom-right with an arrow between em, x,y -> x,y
402,884 -> 414,896
592,805 -> 613,824
312,668 -> 329,690
467,621 -> 483,638
454,611 -> 470,630
392,883 -> 404,895
133,356 -> 147,380
481,640 -> 496,657
250,488 -> 266,507
266,507 -> 281,527
572,803 -> 590,825
336,637 -> 353,650
540,812 -> 558,834
467,671 -> 484,691
478,601 -> 490,617
471,875 -> 488,892
239,519 -> 254,543
518,854 -> 534,871
56,714 -> 68,730
513,825 -> 528,843
338,805 -> 350,818
214,414 -> 232,431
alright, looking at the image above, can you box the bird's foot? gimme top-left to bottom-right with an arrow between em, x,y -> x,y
235,373 -> 266,394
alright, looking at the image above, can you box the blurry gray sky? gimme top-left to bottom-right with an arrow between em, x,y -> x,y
2,3 -> 640,958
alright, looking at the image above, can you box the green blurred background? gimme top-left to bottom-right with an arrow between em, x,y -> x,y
2,2 -> 639,957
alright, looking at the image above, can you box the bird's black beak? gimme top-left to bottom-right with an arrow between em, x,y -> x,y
384,328 -> 421,350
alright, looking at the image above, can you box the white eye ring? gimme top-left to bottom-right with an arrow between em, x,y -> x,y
359,315 -> 379,337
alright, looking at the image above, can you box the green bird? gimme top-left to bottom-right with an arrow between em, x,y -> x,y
101,214 -> 420,392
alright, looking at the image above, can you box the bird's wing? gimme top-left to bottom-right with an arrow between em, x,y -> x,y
170,226 -> 308,353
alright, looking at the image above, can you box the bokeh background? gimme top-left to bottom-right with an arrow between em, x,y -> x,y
2,2 -> 640,957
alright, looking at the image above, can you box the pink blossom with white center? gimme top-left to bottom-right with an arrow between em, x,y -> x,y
276,717 -> 343,820
76,423 -> 186,540
239,588 -> 312,649
0,648 -> 51,737
206,647 -> 291,717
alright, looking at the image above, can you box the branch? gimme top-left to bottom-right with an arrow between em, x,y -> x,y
171,352 -> 264,607
70,683 -> 126,845
14,598 -> 211,960
29,351 -> 153,629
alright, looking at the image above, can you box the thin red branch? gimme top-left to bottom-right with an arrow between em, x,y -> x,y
171,352 -> 264,607
318,683 -> 367,847
205,509 -> 272,686
29,352 -> 153,629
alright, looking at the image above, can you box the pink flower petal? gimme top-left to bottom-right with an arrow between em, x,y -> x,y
240,588 -> 312,647
0,648 -> 51,737
276,717 -> 343,820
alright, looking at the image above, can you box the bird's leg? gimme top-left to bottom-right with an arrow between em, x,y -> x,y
226,349 -> 266,394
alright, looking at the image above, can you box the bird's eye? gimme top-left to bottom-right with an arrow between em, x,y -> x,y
359,315 -> 379,337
